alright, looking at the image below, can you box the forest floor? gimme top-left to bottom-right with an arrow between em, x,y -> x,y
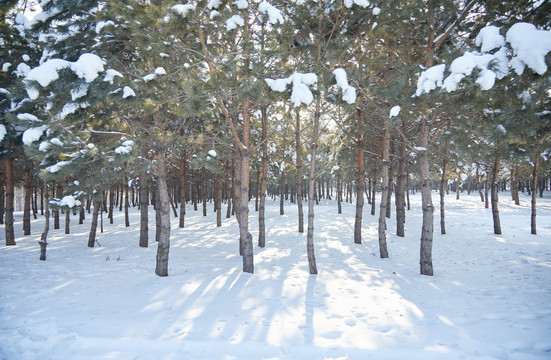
1,190 -> 550,360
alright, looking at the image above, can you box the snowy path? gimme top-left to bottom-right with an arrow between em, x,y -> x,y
1,191 -> 550,359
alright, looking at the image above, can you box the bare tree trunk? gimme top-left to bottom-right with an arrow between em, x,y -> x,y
0,166 -> 4,225
295,109 -> 304,233
202,166 -> 207,217
108,187 -> 114,224
491,157 -> 501,235
39,180 -> 49,260
65,209 -> 70,234
484,176 -> 489,209
477,166 -> 484,202
226,160 -> 232,219
259,108 -> 268,247
511,165 -> 520,205
54,184 -> 62,230
23,166 -> 32,235
531,154 -> 538,235
139,170 -> 149,247
378,126 -> 390,258
155,153 -> 171,277
88,199 -> 100,247
5,157 -> 15,246
386,159 -> 392,219
279,170 -> 285,215
124,178 -> 130,227
419,112 -> 434,276
354,108 -> 365,244
371,161 -> 377,216
216,169 -> 222,227
179,155 -> 186,228
306,99 -> 320,275
337,172 -> 342,214
395,120 -> 407,237
456,173 -> 460,200
440,159 -> 447,235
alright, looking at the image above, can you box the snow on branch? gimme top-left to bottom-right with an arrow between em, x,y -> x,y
333,68 -> 357,104
26,53 -> 105,88
416,22 -> 551,96
265,73 -> 318,107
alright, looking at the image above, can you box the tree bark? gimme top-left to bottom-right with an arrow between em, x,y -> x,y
88,199 -> 100,247
371,161 -> 377,216
354,108 -> 365,244
378,126 -> 390,258
259,108 -> 268,247
179,155 -> 186,228
395,119 -> 407,237
22,166 -> 32,235
0,166 -> 4,225
5,157 -> 15,246
216,169 -> 222,227
155,153 -> 171,277
139,170 -> 149,247
39,180 -> 49,261
531,154 -> 538,235
226,160 -> 232,219
54,183 -> 62,230
296,109 -> 304,233
511,165 -> 520,205
336,172 -> 342,214
306,100 -> 320,275
491,157 -> 501,235
279,170 -> 285,215
124,178 -> 130,227
440,159 -> 447,235
419,112 -> 434,276
202,166 -> 207,217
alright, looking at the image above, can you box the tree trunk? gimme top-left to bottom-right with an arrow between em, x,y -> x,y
386,159 -> 392,219
511,165 -> 520,205
491,157 -> 501,235
64,209 -> 70,234
531,154 -> 538,235
371,161 -> 377,216
155,185 -> 161,242
395,120 -> 407,237
296,109 -> 304,233
279,170 -> 285,215
54,184 -> 62,230
108,188 -> 114,224
23,167 -> 32,235
202,166 -> 207,217
216,169 -> 222,227
337,172 -> 342,214
5,157 -> 15,246
88,199 -> 100,247
419,112 -> 434,276
124,179 -> 130,227
484,176 -> 489,208
139,170 -> 149,247
0,166 -> 4,225
259,108 -> 268,247
39,180 -> 50,261
440,159 -> 447,235
354,108 -> 365,244
378,126 -> 390,258
236,99 -> 254,274
179,155 -> 186,228
306,98 -> 320,275
477,166 -> 484,202
226,160 -> 232,219
155,153 -> 171,277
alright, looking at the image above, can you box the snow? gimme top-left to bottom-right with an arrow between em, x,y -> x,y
50,138 -> 63,146
50,195 -> 81,209
210,10 -> 221,19
1,192 -> 550,359
71,84 -> 88,101
415,64 -> 445,96
265,73 -> 318,107
208,149 -> 217,157
22,54 -> 30,62
332,68 -> 357,104
115,140 -> 134,154
2,62 -> 11,72
372,6 -> 381,15
496,124 -> 507,135
506,22 -> 551,75
103,69 -> 123,84
123,86 -> 136,98
389,105 -> 400,118
475,25 -> 505,52
171,4 -> 195,17
17,113 -> 41,122
226,15 -> 245,31
0,124 -> 6,142
344,0 -> 370,8
143,74 -> 156,82
235,0 -> 248,9
258,1 -> 284,25
95,20 -> 115,33
22,125 -> 48,145
16,63 -> 31,77
26,53 -> 105,88
154,67 -> 167,75
207,0 -> 221,9
413,146 -> 427,151
47,160 -> 70,173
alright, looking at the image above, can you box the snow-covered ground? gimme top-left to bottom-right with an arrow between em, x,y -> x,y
1,190 -> 550,360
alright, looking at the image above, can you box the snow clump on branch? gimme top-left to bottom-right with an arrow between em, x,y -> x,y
258,1 -> 284,25
333,68 -> 357,104
265,73 -> 318,107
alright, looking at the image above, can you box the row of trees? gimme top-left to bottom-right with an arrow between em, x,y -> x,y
1,0 -> 550,276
